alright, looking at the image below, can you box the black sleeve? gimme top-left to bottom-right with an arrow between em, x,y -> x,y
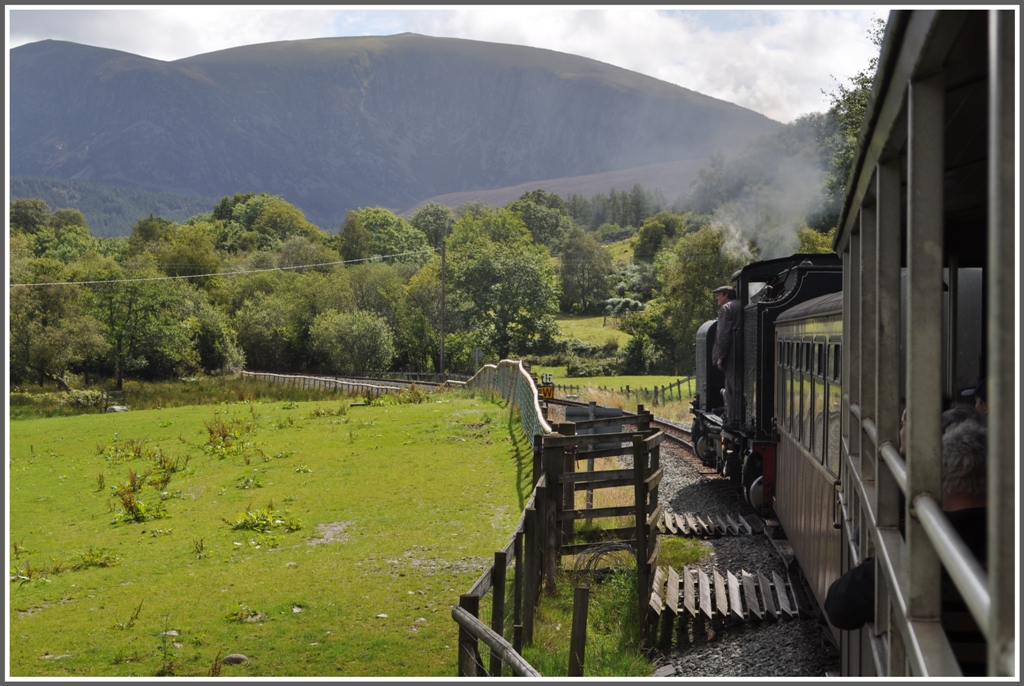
824,557 -> 875,630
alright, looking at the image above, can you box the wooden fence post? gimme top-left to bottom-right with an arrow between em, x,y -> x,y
557,422 -> 576,551
513,530 -> 524,653
523,508 -> 537,647
567,586 -> 591,677
490,551 -> 507,677
632,434 -> 651,651
532,434 -> 544,487
542,434 -> 564,596
458,594 -> 481,676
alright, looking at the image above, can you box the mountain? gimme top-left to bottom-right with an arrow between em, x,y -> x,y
10,34 -> 781,231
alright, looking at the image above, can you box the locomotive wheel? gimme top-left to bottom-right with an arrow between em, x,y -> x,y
742,452 -> 764,506
696,436 -> 708,463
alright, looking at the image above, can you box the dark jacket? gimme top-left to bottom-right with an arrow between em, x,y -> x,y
712,297 -> 741,367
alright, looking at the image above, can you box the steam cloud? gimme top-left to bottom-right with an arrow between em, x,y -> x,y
710,155 -> 826,261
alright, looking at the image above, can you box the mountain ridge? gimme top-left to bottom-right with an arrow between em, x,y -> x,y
10,35 -> 781,230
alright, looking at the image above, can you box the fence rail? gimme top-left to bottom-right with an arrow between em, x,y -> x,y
555,377 -> 693,406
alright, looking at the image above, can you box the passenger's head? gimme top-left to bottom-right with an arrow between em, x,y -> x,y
941,419 -> 987,506
942,404 -> 981,434
961,379 -> 988,422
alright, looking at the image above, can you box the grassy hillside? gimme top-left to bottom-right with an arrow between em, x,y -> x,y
554,314 -> 631,348
8,393 -> 530,677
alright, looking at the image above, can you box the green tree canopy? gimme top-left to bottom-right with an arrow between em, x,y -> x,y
408,202 -> 455,250
309,310 -> 396,374
557,226 -> 613,314
9,198 -> 51,234
660,225 -> 750,374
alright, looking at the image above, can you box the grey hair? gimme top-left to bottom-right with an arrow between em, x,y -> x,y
942,404 -> 981,434
941,419 -> 987,501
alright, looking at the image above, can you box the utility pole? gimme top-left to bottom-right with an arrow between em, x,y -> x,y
439,240 -> 446,380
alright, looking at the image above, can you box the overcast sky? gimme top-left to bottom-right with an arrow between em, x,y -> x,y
6,6 -> 888,123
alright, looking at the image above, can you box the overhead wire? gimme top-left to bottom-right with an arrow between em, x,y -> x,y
9,248 -> 435,288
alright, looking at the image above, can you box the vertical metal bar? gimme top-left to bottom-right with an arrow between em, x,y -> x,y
859,202 -> 878,483
875,158 -> 903,662
905,70 -> 944,623
849,216 -> 862,470
987,9 -> 1016,677
841,248 -> 853,465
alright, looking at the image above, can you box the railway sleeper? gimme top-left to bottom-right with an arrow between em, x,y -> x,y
650,564 -> 801,648
656,511 -> 753,537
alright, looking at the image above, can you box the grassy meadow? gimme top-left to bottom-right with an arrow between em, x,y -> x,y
8,391 -> 535,677
553,313 -> 631,348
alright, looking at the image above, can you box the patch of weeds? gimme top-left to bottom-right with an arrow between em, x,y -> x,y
96,473 -> 106,491
307,404 -> 348,419
282,402 -> 299,410
112,474 -> 169,524
294,465 -> 312,474
113,600 -> 144,630
74,547 -> 120,570
225,503 -> 301,535
235,469 -> 264,490
225,601 -> 265,623
10,560 -> 50,586
155,616 -> 177,676
208,651 -> 223,676
11,540 -> 30,558
275,416 -> 295,430
244,533 -> 282,549
193,538 -> 211,559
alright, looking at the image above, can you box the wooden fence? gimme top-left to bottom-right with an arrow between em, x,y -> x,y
454,359 -> 663,676
555,377 -> 693,406
240,371 -> 409,396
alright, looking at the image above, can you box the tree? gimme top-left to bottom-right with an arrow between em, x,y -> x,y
354,207 -> 430,263
798,226 -> 837,254
84,257 -> 197,389
49,208 -> 88,232
277,236 -> 341,273
506,191 -> 573,249
9,198 -> 51,234
557,226 -> 613,314
409,202 -> 455,250
309,310 -> 396,374
10,260 -> 108,388
252,199 -> 324,243
338,211 -> 373,263
820,18 -> 887,224
156,222 -> 221,285
448,208 -> 559,358
660,225 -> 749,374
128,214 -> 176,255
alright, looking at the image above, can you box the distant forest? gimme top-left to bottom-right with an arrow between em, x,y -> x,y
10,177 -> 217,238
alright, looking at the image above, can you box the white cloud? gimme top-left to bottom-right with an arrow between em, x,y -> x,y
7,6 -> 886,122
401,8 -> 884,122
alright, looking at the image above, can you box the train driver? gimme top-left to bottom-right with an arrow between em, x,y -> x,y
712,285 -> 742,425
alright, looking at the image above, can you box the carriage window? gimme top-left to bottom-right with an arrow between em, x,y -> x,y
813,373 -> 824,462
832,345 -> 842,383
826,378 -> 841,475
816,343 -> 825,378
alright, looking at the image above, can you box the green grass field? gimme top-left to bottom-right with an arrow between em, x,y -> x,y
8,392 -> 533,677
554,314 -> 631,348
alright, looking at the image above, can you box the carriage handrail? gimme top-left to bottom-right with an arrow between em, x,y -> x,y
913,495 -> 991,640
878,442 -> 908,495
